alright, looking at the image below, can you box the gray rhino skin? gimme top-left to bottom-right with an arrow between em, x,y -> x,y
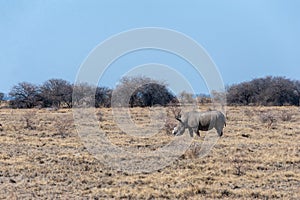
172,110 -> 226,137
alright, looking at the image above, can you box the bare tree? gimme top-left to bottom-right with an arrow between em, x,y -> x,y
178,91 -> 194,104
72,83 -> 96,107
0,92 -> 4,103
9,82 -> 40,108
196,94 -> 211,105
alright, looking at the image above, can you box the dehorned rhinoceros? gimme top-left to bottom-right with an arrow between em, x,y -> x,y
172,110 -> 226,137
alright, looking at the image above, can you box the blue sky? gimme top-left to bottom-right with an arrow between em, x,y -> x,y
1,1 -> 300,94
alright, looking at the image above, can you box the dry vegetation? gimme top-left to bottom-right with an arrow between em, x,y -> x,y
0,105 -> 299,199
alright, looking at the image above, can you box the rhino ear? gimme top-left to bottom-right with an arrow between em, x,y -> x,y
175,116 -> 183,124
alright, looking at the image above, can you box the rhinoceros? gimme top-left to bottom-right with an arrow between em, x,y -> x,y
172,110 -> 226,137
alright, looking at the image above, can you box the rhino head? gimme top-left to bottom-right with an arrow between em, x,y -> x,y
172,115 -> 186,136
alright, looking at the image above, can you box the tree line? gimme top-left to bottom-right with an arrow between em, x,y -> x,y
2,77 -> 176,109
1,76 -> 300,108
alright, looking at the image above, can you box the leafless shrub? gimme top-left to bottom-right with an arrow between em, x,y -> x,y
55,116 -> 74,138
164,118 -> 177,135
96,111 -> 103,121
220,189 -> 232,198
230,156 -> 245,176
259,112 -> 276,129
164,104 -> 181,135
243,108 -> 253,118
167,102 -> 181,119
279,111 -> 292,122
22,110 -> 37,130
184,143 -> 200,159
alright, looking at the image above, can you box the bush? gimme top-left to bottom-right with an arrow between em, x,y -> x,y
279,111 -> 292,122
40,79 -> 73,108
22,110 -> 37,130
259,111 -> 276,129
227,76 -> 300,106
113,76 -> 176,107
55,115 -> 74,138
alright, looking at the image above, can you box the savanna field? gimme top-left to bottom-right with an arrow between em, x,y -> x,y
0,105 -> 299,199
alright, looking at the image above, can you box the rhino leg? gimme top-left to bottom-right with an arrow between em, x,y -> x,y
193,128 -> 200,137
216,128 -> 223,137
188,128 -> 194,137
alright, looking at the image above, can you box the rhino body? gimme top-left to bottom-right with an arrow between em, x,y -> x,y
172,110 -> 226,137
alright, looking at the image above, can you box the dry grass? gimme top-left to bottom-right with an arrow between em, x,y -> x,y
0,106 -> 299,199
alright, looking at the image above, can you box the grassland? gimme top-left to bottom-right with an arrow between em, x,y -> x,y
0,106 -> 299,199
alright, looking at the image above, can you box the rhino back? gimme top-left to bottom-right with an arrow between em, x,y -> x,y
199,111 -> 225,125
199,112 -> 213,127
